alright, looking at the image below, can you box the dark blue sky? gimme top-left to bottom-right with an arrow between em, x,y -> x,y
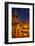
12,8 -> 29,21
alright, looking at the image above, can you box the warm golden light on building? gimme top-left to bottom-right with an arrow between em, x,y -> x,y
23,29 -> 28,31
24,33 -> 27,36
23,24 -> 29,28
18,24 -> 19,27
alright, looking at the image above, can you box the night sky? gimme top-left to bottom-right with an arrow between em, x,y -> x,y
12,8 -> 29,21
